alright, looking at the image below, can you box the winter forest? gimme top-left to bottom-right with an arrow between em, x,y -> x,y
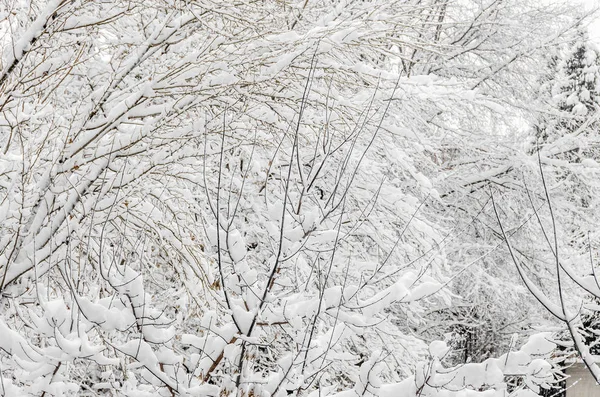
4,0 -> 600,396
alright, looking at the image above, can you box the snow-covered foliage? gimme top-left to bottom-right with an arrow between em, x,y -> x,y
0,0 -> 598,396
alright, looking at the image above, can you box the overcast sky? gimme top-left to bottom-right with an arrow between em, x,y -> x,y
583,0 -> 600,41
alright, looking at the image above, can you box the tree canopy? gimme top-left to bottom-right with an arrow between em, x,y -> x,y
1,1 -> 599,396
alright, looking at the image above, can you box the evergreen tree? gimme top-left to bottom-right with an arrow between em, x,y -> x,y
538,35 -> 600,156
